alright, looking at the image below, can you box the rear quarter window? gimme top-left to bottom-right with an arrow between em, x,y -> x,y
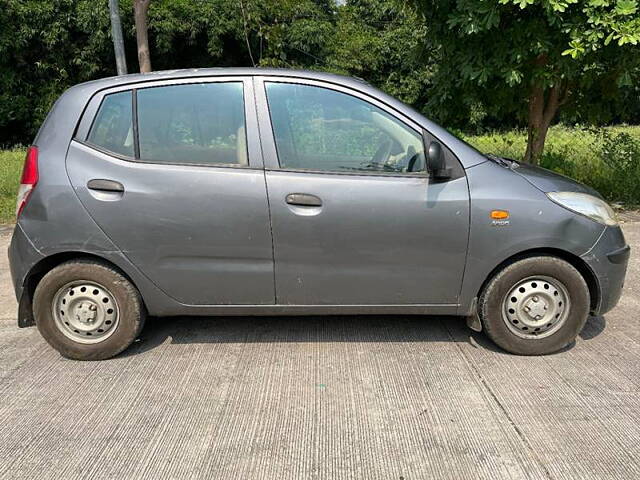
87,91 -> 134,157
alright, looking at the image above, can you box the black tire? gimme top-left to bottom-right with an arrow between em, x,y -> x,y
478,256 -> 590,355
33,260 -> 146,360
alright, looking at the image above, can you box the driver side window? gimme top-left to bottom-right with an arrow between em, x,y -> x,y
265,82 -> 425,174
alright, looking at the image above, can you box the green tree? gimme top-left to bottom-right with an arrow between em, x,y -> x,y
134,0 -> 152,72
323,0 -> 434,108
0,0 -> 114,145
227,0 -> 335,68
409,0 -> 640,163
144,0 -> 335,69
2,0 -> 639,148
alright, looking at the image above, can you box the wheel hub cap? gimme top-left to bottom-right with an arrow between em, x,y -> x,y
75,302 -> 98,323
502,276 -> 570,339
52,281 -> 119,344
524,296 -> 547,320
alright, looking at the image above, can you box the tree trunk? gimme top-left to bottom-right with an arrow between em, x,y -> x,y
108,0 -> 127,75
134,0 -> 152,73
523,82 -> 563,165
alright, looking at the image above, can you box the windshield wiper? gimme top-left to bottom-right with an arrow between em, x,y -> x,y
486,153 -> 519,169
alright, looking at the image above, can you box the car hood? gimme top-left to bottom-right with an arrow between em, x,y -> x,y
511,162 -> 602,198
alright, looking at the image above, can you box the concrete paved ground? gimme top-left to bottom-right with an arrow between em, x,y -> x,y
1,224 -> 639,480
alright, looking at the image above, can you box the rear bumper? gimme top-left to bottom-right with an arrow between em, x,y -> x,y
8,224 -> 43,327
581,226 -> 630,315
9,224 -> 40,299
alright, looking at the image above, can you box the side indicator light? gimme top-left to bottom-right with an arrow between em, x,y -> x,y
490,210 -> 509,220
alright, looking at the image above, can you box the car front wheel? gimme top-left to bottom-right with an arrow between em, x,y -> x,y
479,256 -> 590,355
33,260 -> 146,360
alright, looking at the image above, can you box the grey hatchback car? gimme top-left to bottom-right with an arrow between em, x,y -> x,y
8,68 -> 630,360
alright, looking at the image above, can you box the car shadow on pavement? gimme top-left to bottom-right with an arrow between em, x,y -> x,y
118,313 -> 606,359
121,315 -> 477,358
463,315 -> 606,355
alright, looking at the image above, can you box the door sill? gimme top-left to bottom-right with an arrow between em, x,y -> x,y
157,303 -> 460,317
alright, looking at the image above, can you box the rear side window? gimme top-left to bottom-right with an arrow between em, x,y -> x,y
136,82 -> 247,165
87,91 -> 134,157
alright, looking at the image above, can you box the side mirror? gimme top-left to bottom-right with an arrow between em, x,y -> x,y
426,141 -> 451,179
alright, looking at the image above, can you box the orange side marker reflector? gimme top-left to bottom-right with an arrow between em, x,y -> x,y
490,210 -> 510,220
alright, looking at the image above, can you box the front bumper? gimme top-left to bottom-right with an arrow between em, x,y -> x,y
581,226 -> 630,315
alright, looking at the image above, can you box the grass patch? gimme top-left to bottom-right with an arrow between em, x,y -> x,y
0,148 -> 25,224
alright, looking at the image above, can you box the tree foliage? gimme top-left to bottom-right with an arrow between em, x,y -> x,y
0,0 -> 638,148
323,0 -> 434,107
0,0 -> 114,144
410,0 -> 640,162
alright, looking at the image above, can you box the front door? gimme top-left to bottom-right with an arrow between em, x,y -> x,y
256,79 -> 470,306
67,78 -> 275,305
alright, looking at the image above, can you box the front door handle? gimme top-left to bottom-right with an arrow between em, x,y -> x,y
285,193 -> 322,207
87,179 -> 125,193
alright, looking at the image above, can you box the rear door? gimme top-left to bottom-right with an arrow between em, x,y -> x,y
255,78 -> 470,306
67,77 -> 275,305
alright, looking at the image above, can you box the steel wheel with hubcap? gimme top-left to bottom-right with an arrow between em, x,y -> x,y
502,276 -> 570,339
479,256 -> 590,355
52,281 -> 120,344
34,260 -> 145,360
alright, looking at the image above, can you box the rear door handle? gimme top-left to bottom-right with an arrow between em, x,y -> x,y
285,193 -> 322,207
87,179 -> 125,193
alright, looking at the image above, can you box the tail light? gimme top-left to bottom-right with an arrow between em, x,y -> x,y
16,146 -> 39,218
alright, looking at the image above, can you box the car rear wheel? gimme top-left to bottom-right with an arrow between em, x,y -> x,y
33,260 -> 145,360
478,256 -> 590,355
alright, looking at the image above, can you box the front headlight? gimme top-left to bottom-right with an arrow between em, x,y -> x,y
547,191 -> 618,226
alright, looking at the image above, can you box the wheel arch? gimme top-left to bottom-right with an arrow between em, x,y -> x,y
476,247 -> 600,314
19,251 -> 147,328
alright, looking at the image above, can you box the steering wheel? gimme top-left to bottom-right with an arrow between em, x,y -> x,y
371,139 -> 393,167
405,145 -> 417,172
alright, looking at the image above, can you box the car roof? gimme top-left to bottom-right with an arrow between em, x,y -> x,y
71,67 -> 370,91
